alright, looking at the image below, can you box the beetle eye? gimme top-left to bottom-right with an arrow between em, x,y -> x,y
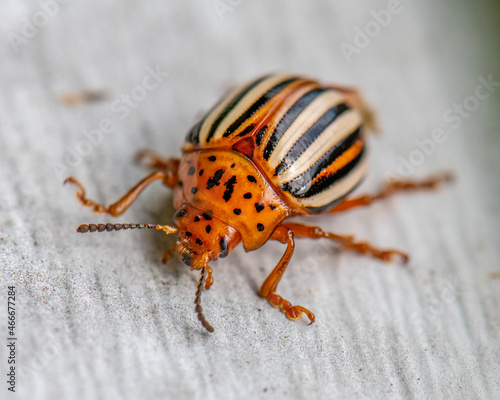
181,253 -> 192,266
219,237 -> 229,258
173,208 -> 187,221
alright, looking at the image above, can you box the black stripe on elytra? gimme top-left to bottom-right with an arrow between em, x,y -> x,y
306,177 -> 365,214
304,148 -> 365,197
274,103 -> 349,176
255,125 -> 267,146
185,83 -> 241,145
237,124 -> 255,137
185,119 -> 202,145
280,127 -> 362,197
222,176 -> 237,202
205,74 -> 271,143
206,169 -> 225,189
263,88 -> 324,160
222,77 -> 299,138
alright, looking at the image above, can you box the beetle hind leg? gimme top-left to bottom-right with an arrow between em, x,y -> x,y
329,172 -> 454,214
260,226 -> 315,324
283,223 -> 409,264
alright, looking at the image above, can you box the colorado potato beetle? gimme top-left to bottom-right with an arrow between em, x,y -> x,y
65,73 -> 452,332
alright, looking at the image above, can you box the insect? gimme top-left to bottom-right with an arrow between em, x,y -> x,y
65,73 -> 452,332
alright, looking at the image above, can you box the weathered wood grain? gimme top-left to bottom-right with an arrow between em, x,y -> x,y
1,1 -> 499,399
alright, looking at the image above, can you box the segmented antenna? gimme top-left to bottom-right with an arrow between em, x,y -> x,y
194,267 -> 214,333
76,223 -> 177,233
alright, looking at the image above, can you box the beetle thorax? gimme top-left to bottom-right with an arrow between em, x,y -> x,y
173,149 -> 291,252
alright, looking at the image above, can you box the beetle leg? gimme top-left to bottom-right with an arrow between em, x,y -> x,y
204,266 -> 214,290
136,149 -> 180,176
65,171 -> 171,217
283,223 -> 409,263
329,172 -> 454,214
260,225 -> 315,324
326,85 -> 378,133
161,244 -> 178,264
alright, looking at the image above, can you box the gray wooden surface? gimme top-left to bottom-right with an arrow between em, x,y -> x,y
1,1 -> 499,399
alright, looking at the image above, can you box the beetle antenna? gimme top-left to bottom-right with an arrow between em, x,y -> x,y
194,267 -> 214,333
76,223 -> 177,234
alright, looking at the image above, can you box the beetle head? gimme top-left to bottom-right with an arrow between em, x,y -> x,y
173,205 -> 241,268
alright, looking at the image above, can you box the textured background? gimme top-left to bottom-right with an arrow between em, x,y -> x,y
1,1 -> 499,399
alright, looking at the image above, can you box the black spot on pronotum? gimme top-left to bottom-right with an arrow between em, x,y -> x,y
188,166 -> 195,176
191,187 -> 197,194
202,212 -> 212,220
223,176 -> 237,202
257,223 -> 264,232
243,192 -> 252,199
185,231 -> 192,237
206,225 -> 211,233
194,215 -> 201,222
269,204 -> 277,210
208,156 -> 216,161
254,203 -> 264,213
219,237 -> 229,258
173,209 -> 187,220
199,169 -> 204,176
233,208 -> 241,215
196,238 -> 203,245
247,175 -> 257,183
207,169 -> 225,189
178,181 -> 183,187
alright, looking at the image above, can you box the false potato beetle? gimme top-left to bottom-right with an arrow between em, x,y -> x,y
65,73 -> 452,332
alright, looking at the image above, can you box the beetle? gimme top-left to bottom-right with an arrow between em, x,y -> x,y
65,73 -> 452,332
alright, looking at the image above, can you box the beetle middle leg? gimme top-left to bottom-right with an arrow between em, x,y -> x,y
329,172 -> 454,214
65,170 -> 177,217
283,223 -> 409,263
260,225 -> 315,324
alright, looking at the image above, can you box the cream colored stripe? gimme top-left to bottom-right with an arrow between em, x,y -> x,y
296,156 -> 368,207
259,82 -> 319,150
211,74 -> 296,141
198,83 -> 251,144
278,109 -> 362,183
268,91 -> 344,168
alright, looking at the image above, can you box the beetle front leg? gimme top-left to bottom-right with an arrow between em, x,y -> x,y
65,170 -> 174,217
283,223 -> 408,263
260,225 -> 315,324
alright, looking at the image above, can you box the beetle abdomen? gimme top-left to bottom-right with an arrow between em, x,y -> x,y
184,73 -> 367,214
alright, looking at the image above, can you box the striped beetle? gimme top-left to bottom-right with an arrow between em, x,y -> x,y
65,73 -> 452,332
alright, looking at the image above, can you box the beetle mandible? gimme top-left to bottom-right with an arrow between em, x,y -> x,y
65,73 -> 452,332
